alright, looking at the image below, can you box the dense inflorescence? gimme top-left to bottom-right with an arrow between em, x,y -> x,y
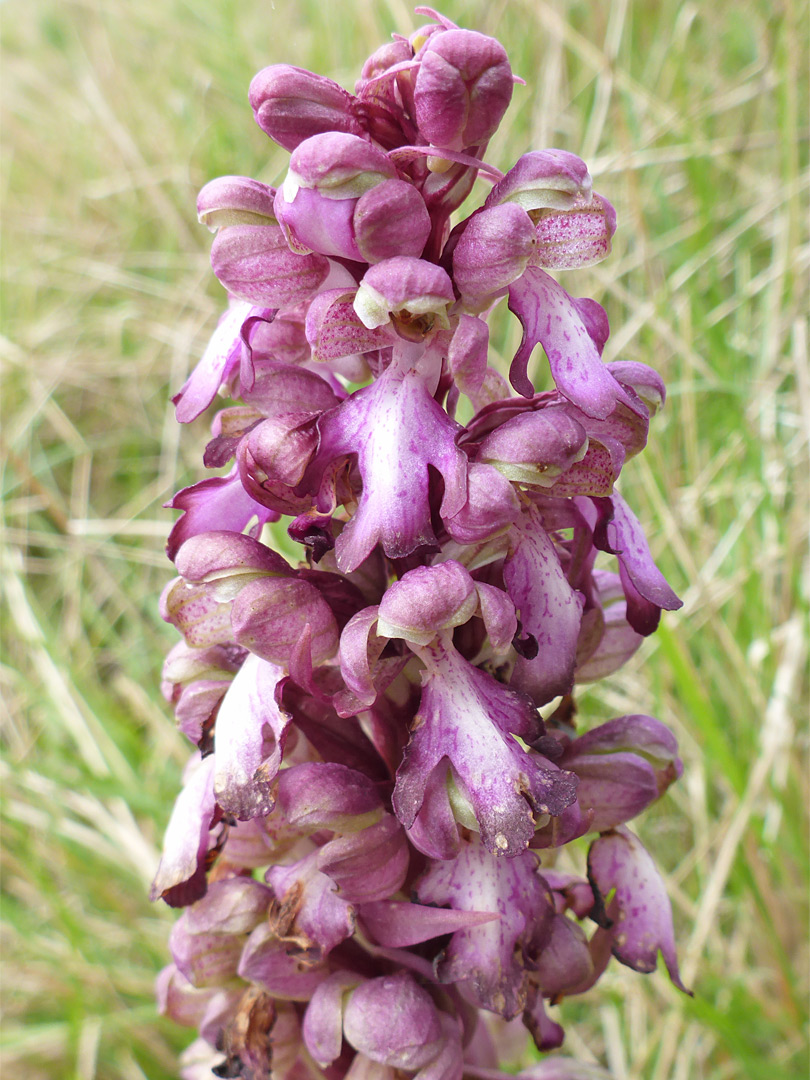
154,9 -> 689,1079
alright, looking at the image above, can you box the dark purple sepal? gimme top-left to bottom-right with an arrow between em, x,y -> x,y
416,838 -> 555,1018
213,653 -> 290,820
150,753 -> 218,907
532,913 -> 594,997
587,826 -> 690,994
507,267 -> 631,416
522,985 -> 565,1051
503,505 -> 584,706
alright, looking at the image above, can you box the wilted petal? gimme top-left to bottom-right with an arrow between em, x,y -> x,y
587,826 -> 690,993
151,753 -> 217,906
213,653 -> 289,819
238,923 -> 329,999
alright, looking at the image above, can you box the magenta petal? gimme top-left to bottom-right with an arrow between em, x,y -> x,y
267,851 -> 357,957
507,267 -> 631,416
587,826 -> 690,994
504,506 -> 584,705
237,923 -> 329,999
213,653 -> 289,819
173,302 -> 251,423
305,356 -> 467,572
359,900 -> 498,947
533,914 -> 594,997
150,754 -> 217,906
596,492 -> 682,613
566,751 -> 660,832
416,839 -> 555,1018
166,469 -> 278,562
393,637 -> 576,855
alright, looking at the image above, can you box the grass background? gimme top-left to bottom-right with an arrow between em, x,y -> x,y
1,0 -> 808,1077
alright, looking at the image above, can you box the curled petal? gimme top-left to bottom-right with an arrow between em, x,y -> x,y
150,754 -> 217,906
166,469 -> 278,562
173,301 -> 251,424
507,267 -> 631,416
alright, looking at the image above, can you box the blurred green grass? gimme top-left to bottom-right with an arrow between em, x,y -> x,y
1,0 -> 808,1077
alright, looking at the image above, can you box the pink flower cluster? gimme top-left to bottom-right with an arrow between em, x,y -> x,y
154,8 -> 688,1079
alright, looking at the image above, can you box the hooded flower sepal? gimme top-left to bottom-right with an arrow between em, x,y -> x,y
560,714 -> 682,832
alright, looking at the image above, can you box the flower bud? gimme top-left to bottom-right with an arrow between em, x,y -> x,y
231,575 -> 340,667
196,176 -> 277,231
249,64 -> 365,151
343,974 -> 443,1068
452,203 -> 537,302
414,30 -> 513,150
